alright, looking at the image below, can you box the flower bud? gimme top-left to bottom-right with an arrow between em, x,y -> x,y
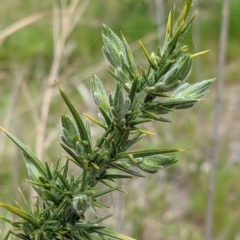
72,195 -> 91,215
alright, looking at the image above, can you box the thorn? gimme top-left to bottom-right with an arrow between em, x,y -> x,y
134,128 -> 156,136
191,50 -> 209,58
179,148 -> 190,152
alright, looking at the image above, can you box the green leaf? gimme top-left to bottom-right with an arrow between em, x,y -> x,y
107,68 -> 130,92
26,179 -> 51,189
18,188 -> 32,213
22,152 -> 45,183
142,110 -> 171,123
103,174 -> 132,180
112,83 -> 125,119
62,158 -> 69,179
128,76 -> 138,104
74,222 -> 104,229
60,143 -> 84,168
88,214 -> 114,225
145,89 -> 170,98
0,203 -> 38,227
128,118 -> 152,126
85,120 -> 92,150
155,98 -> 198,108
84,113 -> 107,129
110,162 -> 144,177
1,128 -> 47,180
181,11 -> 197,35
82,231 -> 97,240
122,132 -> 144,151
34,230 -> 40,240
116,67 -> 130,84
91,75 -> 109,112
130,91 -> 146,116
102,36 -> 121,68
69,230 -> 83,240
102,24 -> 125,55
162,80 -> 181,92
53,156 -> 60,171
61,128 -> 75,148
58,86 -> 92,154
172,79 -> 215,99
99,107 -> 112,127
96,228 -> 136,240
143,102 -> 173,114
54,169 -> 72,191
75,141 -> 84,156
3,229 -> 11,240
81,161 -> 88,191
139,41 -> 157,70
176,54 -> 192,81
45,162 -> 53,180
14,233 -> 29,240
93,187 -> 121,198
41,189 -> 59,204
165,10 -> 173,41
138,154 -> 178,173
116,128 -> 130,149
91,200 -> 109,210
117,148 -> 183,159
121,33 -> 137,77
161,65 -> 179,87
171,82 -> 189,96
61,114 -> 79,140
0,216 -> 20,227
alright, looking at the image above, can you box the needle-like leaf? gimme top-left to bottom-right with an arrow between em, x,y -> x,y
58,86 -> 92,154
0,203 -> 38,227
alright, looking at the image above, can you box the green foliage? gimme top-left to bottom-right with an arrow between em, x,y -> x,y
0,0 -> 214,239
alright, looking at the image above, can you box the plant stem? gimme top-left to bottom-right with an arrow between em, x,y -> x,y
205,1 -> 229,239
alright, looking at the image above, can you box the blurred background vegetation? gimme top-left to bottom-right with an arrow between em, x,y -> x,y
0,0 -> 240,239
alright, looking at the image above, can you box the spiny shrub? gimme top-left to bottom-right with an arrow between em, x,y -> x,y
0,0 -> 214,239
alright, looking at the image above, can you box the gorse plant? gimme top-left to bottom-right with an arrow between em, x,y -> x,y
0,0 -> 214,239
